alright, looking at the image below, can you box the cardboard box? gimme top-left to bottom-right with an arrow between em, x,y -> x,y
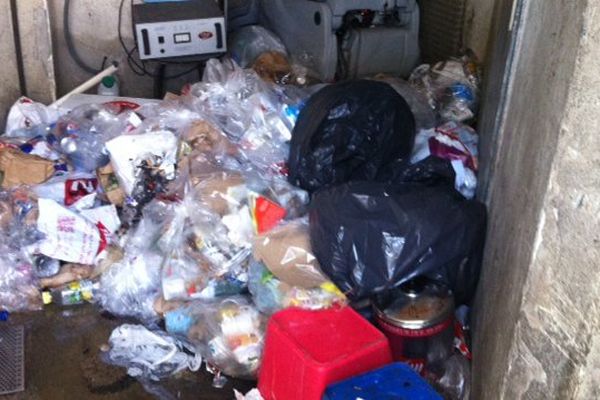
0,149 -> 55,188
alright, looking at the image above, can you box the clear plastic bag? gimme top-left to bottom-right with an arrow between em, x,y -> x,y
165,296 -> 265,378
236,92 -> 295,175
373,76 -> 437,131
0,239 -> 42,312
52,103 -> 142,171
229,25 -> 287,68
251,51 -> 292,84
156,188 -> 252,301
104,324 -> 202,381
97,201 -> 168,321
188,59 -> 270,140
248,260 -> 345,315
409,55 -> 481,123
0,189 -> 43,310
187,58 -> 310,177
425,353 -> 471,400
184,154 -> 309,267
252,218 -> 326,288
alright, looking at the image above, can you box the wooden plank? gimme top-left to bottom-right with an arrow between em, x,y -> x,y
0,1 -> 22,130
15,0 -> 56,104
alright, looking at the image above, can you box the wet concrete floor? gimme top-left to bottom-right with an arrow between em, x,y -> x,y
3,304 -> 254,400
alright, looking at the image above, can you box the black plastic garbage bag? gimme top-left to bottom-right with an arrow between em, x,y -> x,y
309,181 -> 486,304
288,80 -> 416,192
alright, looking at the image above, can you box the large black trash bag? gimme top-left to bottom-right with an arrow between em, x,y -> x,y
309,181 -> 486,305
288,80 -> 416,192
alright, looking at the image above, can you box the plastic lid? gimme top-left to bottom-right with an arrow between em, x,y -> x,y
102,76 -> 116,88
374,278 -> 454,330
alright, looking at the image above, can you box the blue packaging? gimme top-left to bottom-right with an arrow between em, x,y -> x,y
165,308 -> 195,336
323,363 -> 443,400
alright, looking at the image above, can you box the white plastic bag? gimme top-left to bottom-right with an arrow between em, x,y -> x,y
105,324 -> 202,381
105,130 -> 178,196
5,97 -> 58,136
33,198 -> 106,264
411,122 -> 479,199
234,388 -> 264,400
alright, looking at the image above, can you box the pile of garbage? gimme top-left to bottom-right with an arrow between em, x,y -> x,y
0,41 -> 484,400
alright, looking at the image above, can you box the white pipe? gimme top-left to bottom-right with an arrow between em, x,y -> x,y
51,64 -> 119,108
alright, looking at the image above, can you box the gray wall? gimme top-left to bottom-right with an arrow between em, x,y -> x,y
473,0 -> 600,398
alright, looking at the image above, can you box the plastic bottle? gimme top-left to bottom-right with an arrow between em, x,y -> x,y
97,76 -> 119,96
43,279 -> 99,306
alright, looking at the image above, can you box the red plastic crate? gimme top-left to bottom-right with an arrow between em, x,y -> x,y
258,307 -> 392,400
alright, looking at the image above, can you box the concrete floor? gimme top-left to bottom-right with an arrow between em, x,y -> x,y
3,304 -> 255,400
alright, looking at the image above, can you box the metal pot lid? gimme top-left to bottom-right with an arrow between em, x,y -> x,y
374,278 -> 454,330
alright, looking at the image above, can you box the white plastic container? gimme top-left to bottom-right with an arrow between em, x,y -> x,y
97,75 -> 120,96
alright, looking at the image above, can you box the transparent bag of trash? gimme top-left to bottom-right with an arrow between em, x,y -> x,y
425,353 -> 471,400
97,201 -> 169,321
165,296 -> 265,378
229,25 -> 287,68
53,103 -> 142,171
248,260 -> 345,315
0,239 -> 42,312
409,54 -> 481,123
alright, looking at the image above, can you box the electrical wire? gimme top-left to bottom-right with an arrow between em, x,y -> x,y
64,0 -> 104,74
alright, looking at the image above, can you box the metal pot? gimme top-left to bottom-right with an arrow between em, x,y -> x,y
373,278 -> 455,374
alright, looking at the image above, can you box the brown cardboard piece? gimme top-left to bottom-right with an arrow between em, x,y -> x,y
0,148 -> 55,188
253,221 -> 329,288
183,120 -> 238,156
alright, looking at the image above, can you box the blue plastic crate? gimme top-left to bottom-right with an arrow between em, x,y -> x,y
323,363 -> 443,400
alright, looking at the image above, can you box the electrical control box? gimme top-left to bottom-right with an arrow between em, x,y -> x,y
133,0 -> 226,60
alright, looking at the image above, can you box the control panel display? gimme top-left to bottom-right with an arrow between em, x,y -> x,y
174,33 -> 191,44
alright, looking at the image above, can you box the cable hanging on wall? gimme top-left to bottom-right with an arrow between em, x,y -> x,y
64,0 -> 107,74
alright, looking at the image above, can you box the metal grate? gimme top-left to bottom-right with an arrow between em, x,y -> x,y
419,0 -> 468,63
0,325 -> 25,395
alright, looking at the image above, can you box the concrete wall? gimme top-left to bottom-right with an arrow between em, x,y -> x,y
47,0 -> 198,98
473,0 -> 600,398
464,0 -> 496,61
0,2 -> 21,130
